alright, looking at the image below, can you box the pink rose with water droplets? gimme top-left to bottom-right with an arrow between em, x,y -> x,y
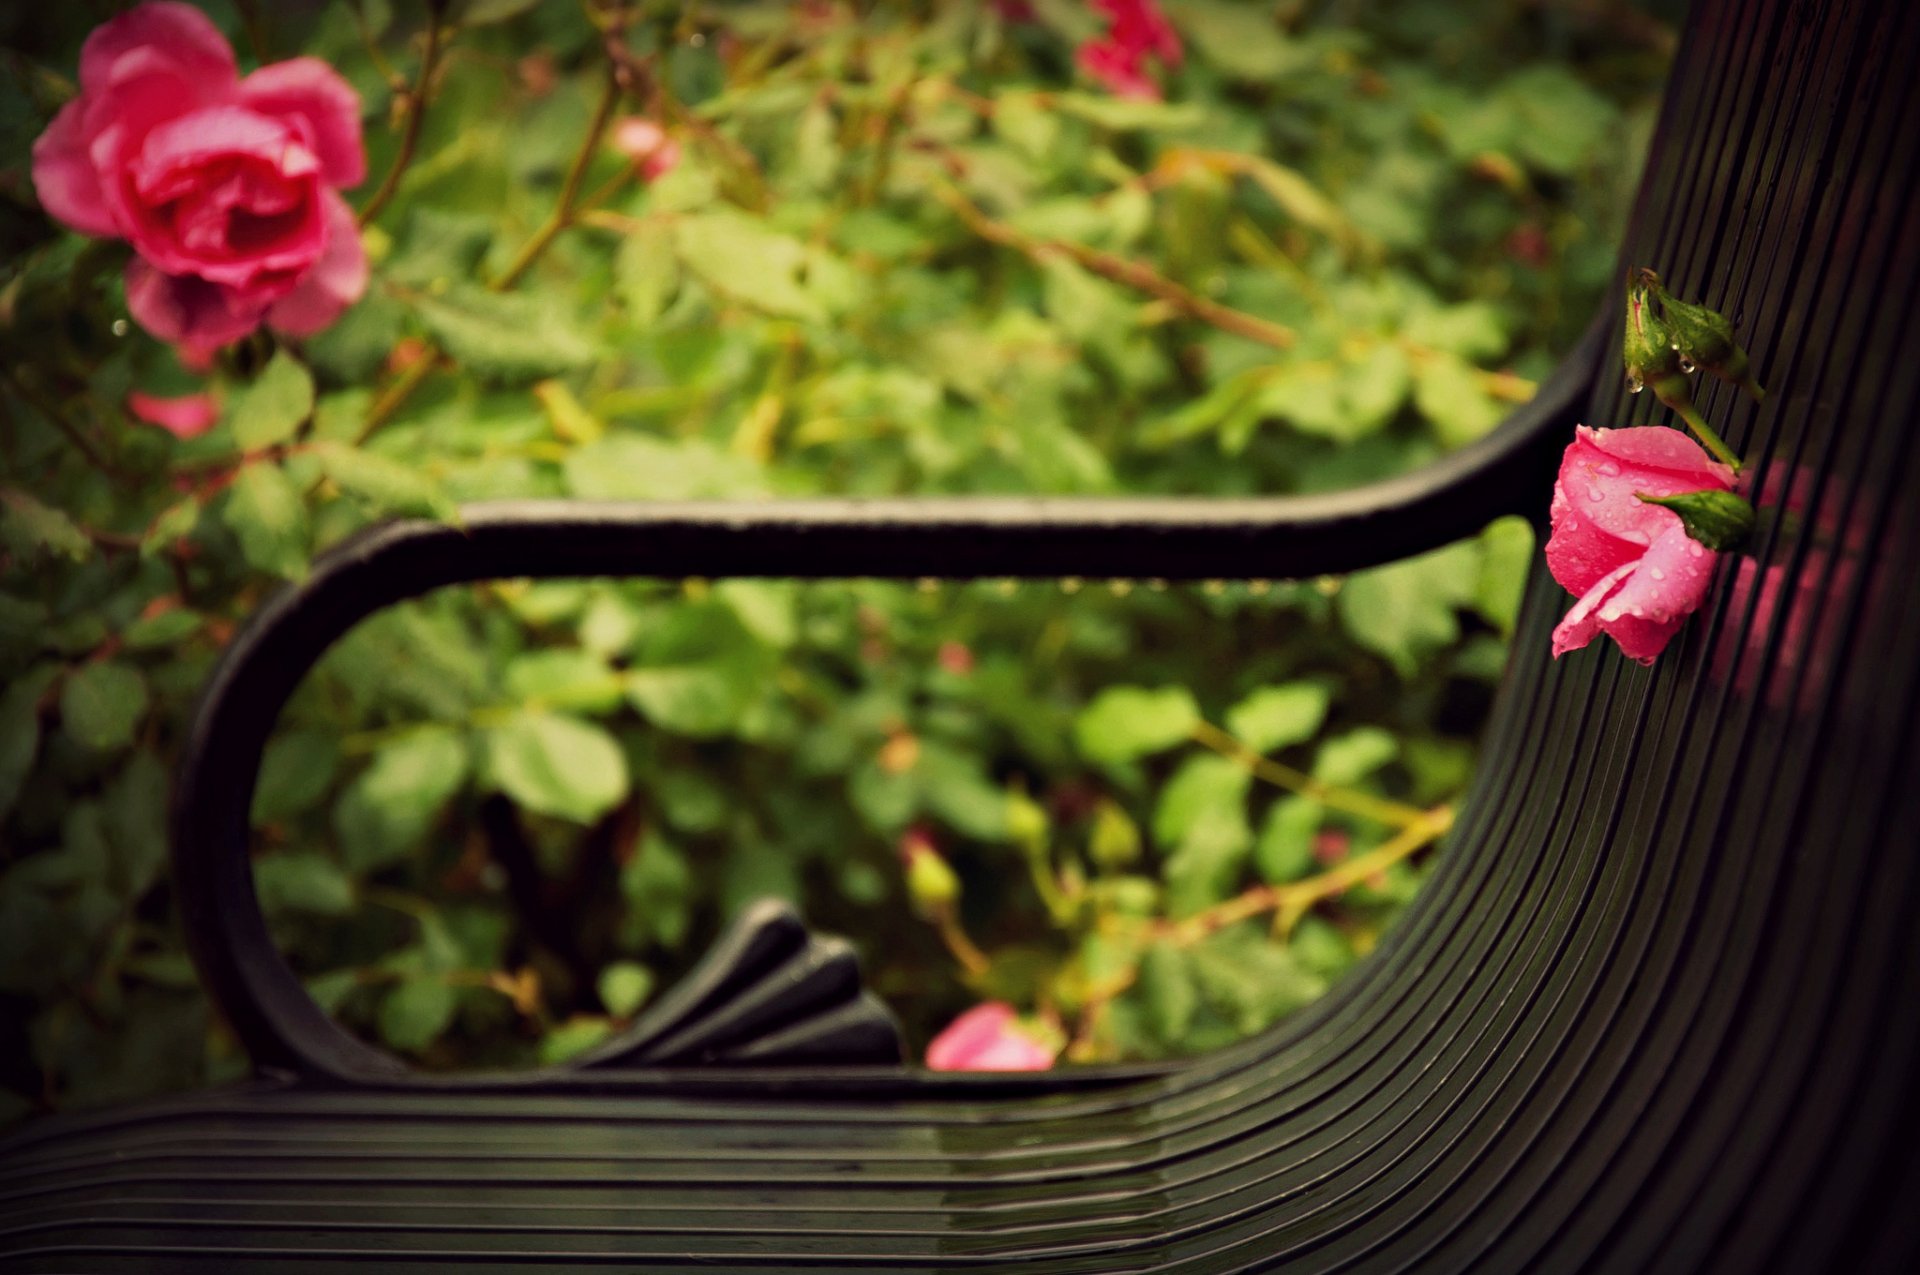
31,2 -> 368,356
924,1002 -> 1056,1072
1546,425 -> 1737,664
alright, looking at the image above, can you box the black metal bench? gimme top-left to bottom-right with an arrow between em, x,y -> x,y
6,0 -> 1919,1269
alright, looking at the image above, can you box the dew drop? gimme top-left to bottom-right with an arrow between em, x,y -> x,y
1650,567 -> 1666,580
1678,355 -> 1698,374
1627,372 -> 1645,394
1596,461 -> 1621,476
1687,542 -> 1705,558
1588,485 -> 1606,502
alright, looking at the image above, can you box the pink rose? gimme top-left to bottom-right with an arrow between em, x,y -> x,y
1077,0 -> 1182,100
127,389 -> 219,438
611,117 -> 681,184
925,1002 -> 1057,1072
31,3 -> 368,355
1546,425 -> 1737,664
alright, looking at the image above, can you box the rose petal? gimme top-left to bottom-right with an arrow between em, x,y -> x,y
925,1002 -> 1056,1072
266,190 -> 368,337
1596,522 -> 1719,627
127,390 -> 220,439
124,106 -> 326,287
1583,424 -> 1737,488
124,256 -> 268,349
30,97 -> 120,237
81,1 -> 237,95
1552,559 -> 1635,658
238,58 -> 366,189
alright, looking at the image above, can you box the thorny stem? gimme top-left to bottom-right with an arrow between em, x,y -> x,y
1189,719 -> 1431,829
936,185 -> 1298,351
357,9 -> 447,228
492,69 -> 625,291
354,66 -> 625,440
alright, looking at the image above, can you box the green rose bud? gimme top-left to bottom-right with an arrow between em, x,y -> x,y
1635,487 -> 1757,551
901,832 -> 960,915
1652,280 -> 1767,402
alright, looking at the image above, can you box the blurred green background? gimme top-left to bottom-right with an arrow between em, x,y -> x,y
0,0 -> 1675,1119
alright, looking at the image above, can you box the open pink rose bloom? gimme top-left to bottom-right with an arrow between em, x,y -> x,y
924,1002 -> 1057,1072
31,2 -> 368,354
1546,425 -> 1737,664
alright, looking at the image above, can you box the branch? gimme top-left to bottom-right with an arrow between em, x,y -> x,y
1190,719 -> 1430,828
936,184 -> 1297,351
492,68 -> 625,291
357,9 -> 448,228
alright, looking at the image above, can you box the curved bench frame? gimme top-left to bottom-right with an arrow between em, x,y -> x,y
171,315 -> 1608,1085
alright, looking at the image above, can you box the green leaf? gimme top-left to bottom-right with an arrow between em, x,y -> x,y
674,209 -> 827,321
620,831 -> 693,948
1136,941 -> 1198,1046
1074,687 -> 1201,765
59,662 -> 148,752
449,0 -> 540,24
1155,755 -> 1253,914
1414,353 -> 1506,448
503,648 -> 624,714
0,490 -> 89,562
1503,66 -> 1615,175
624,605 -> 770,737
0,666 -> 55,823
1255,796 -> 1323,884
539,1016 -> 613,1064
230,350 -> 314,449
1226,683 -> 1331,755
1474,516 -> 1535,636
1313,728 -> 1399,787
1406,302 -> 1510,360
311,442 -> 456,521
916,742 -> 1007,842
1336,541 -> 1481,676
1189,924 -> 1328,1032
597,961 -> 656,1017
488,710 -> 628,824
379,977 -> 457,1054
103,750 -> 168,897
614,219 -> 681,324
222,462 -> 311,579
334,726 -> 469,871
254,852 -> 355,916
1051,92 -> 1206,131
252,729 -> 342,825
1168,0 -> 1307,80
411,286 -> 595,383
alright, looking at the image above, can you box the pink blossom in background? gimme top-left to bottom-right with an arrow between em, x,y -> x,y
925,1002 -> 1057,1072
127,389 -> 219,439
611,118 -> 681,183
1077,0 -> 1183,100
1546,425 -> 1737,664
31,2 -> 367,356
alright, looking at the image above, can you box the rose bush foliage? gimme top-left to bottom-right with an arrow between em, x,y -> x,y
0,1 -> 1672,1114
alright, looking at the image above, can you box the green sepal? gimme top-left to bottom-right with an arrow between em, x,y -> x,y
1623,268 -> 1683,389
1635,488 -> 1756,551
1651,278 -> 1767,402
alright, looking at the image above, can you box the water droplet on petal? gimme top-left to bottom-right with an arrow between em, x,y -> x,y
1596,461 -> 1621,476
1650,567 -> 1666,580
1588,486 -> 1606,502
1687,542 -> 1705,558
